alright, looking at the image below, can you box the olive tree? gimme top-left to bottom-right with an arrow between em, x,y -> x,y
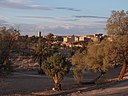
83,41 -> 114,83
106,10 -> 128,80
106,10 -> 128,35
72,50 -> 86,84
42,53 -> 71,91
109,36 -> 128,80
0,27 -> 19,74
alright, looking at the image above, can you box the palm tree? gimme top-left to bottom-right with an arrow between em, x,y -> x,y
33,44 -> 49,74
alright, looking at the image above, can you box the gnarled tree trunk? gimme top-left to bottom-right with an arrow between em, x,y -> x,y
118,62 -> 127,80
81,71 -> 105,84
38,56 -> 43,74
53,74 -> 61,91
90,71 -> 105,84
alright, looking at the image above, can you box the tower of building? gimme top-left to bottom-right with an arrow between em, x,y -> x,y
38,31 -> 41,37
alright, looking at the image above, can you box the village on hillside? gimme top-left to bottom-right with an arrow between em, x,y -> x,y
20,32 -> 112,47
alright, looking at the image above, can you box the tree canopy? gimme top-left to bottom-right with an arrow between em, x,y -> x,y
42,52 -> 71,90
106,10 -> 128,36
0,27 -> 20,74
106,10 -> 128,80
84,41 -> 113,74
72,49 -> 86,83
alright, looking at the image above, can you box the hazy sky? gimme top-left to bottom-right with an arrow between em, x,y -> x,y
0,0 -> 127,36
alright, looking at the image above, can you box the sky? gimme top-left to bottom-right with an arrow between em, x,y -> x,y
0,0 -> 128,36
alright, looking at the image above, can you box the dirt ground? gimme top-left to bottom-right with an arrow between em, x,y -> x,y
0,67 -> 128,96
0,70 -> 85,96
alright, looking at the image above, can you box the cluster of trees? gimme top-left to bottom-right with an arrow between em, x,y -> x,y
33,10 -> 128,90
72,40 -> 114,83
0,10 -> 127,91
72,10 -> 128,83
33,33 -> 71,90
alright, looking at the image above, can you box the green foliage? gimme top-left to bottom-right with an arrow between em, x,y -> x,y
106,10 -> 128,80
84,41 -> 113,73
72,49 -> 85,66
106,10 -> 128,35
42,52 -> 71,78
33,45 -> 49,62
33,42 -> 50,74
106,10 -> 128,61
46,33 -> 54,41
17,35 -> 38,56
33,33 -> 61,74
72,50 -> 86,83
109,35 -> 128,64
71,41 -> 114,83
46,33 -> 54,48
0,27 -> 19,74
72,66 -> 83,84
42,52 -> 71,90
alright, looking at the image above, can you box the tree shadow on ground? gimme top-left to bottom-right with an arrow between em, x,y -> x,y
39,79 -> 128,96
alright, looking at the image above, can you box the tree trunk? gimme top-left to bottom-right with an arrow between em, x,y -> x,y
81,72 -> 105,85
54,83 -> 61,91
38,57 -> 43,74
118,62 -> 127,80
91,71 -> 105,83
53,74 -> 61,91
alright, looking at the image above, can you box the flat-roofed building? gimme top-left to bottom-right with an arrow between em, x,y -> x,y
63,36 -> 72,43
79,36 -> 86,41
74,36 -> 79,42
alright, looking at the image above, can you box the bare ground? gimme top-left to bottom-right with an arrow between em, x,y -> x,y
0,66 -> 128,96
0,70 -> 85,96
